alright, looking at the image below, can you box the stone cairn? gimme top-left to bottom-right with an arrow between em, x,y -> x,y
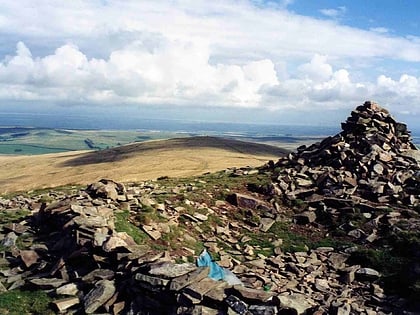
268,101 -> 419,215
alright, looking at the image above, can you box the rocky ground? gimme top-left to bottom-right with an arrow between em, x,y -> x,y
0,102 -> 419,315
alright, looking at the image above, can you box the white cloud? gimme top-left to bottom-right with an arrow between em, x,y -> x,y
0,1 -> 419,118
0,41 -> 279,107
298,54 -> 333,82
1,1 -> 420,63
319,6 -> 347,18
370,27 -> 389,34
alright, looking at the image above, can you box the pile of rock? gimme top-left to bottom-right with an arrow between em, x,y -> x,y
0,176 -> 413,314
267,101 -> 419,217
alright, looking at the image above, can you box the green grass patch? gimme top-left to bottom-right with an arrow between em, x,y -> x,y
349,230 -> 420,304
114,210 -> 149,244
268,222 -> 309,252
0,209 -> 30,225
0,289 -> 54,315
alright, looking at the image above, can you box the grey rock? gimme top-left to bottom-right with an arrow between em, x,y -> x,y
135,273 -> 169,288
149,262 -> 197,278
184,277 -> 224,300
356,267 -> 380,281
169,267 -> 209,291
225,295 -> 248,314
228,193 -> 264,210
293,211 -> 316,224
52,297 -> 80,312
232,285 -> 274,303
30,278 -> 67,289
259,217 -> 275,232
56,283 -> 79,296
19,250 -> 39,268
83,279 -> 116,314
277,293 -> 316,315
248,305 -> 278,315
1,232 -> 18,247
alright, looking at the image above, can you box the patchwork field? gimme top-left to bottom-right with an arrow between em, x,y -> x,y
0,127 -> 187,154
0,127 -> 328,155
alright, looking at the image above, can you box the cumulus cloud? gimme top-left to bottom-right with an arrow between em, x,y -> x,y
0,0 -> 420,117
0,41 -> 279,107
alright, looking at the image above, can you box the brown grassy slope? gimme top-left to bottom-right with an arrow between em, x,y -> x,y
0,136 -> 287,194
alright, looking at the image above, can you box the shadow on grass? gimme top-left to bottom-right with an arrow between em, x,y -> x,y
60,136 -> 289,166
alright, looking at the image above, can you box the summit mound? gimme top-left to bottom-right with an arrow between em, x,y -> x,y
0,136 -> 287,194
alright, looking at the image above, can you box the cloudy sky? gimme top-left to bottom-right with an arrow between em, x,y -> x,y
0,0 -> 419,126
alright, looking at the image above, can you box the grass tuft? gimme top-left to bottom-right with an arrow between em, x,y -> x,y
0,290 -> 54,315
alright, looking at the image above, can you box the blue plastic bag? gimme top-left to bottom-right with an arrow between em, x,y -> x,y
197,249 -> 225,281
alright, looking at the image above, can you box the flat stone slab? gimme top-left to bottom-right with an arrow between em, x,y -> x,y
135,273 -> 170,288
184,277 -> 224,300
30,278 -> 67,289
83,279 -> 116,314
149,262 -> 197,278
20,250 -> 40,268
169,267 -> 209,291
232,285 -> 274,303
52,297 -> 80,312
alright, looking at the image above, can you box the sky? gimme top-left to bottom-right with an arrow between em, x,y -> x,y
0,0 -> 420,127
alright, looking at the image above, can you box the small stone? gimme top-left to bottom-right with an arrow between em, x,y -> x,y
373,163 -> 384,175
149,262 -> 197,278
102,235 -> 128,252
248,305 -> 278,315
1,232 -> 18,247
82,269 -> 115,282
293,211 -> 316,224
30,278 -> 66,289
19,250 -> 39,268
226,295 -> 248,314
142,225 -> 162,240
356,267 -> 380,281
83,279 -> 116,314
135,273 -> 169,288
56,283 -> 79,296
193,212 -> 208,221
259,218 -> 275,232
52,297 -> 80,312
314,278 -> 330,293
169,267 -> 209,291
232,285 -> 274,303
277,293 -> 316,315
4,223 -> 29,234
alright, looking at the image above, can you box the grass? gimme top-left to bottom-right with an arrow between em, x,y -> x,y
114,210 -> 149,244
0,208 -> 30,225
268,222 -> 310,252
0,137 -> 279,194
348,230 -> 420,306
0,290 -> 54,315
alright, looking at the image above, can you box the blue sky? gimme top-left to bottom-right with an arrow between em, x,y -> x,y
0,0 -> 419,126
289,0 -> 419,37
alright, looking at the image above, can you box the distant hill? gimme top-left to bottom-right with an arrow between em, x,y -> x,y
0,136 -> 287,193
